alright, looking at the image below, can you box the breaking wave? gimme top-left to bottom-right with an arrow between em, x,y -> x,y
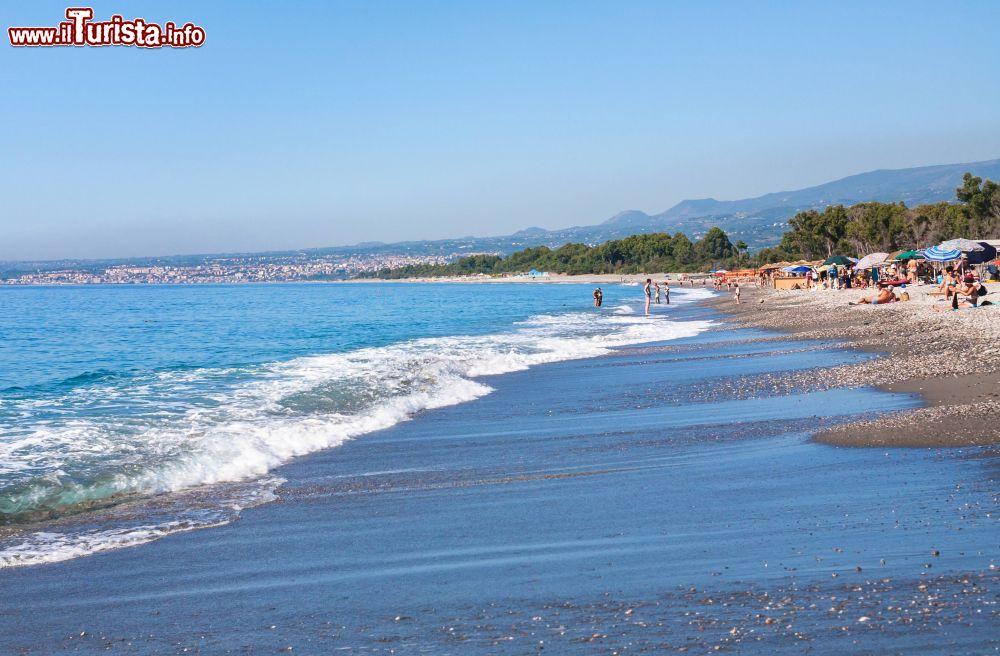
0,298 -> 711,567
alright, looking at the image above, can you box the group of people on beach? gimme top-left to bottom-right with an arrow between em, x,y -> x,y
593,277 -> 744,314
845,265 -> 989,309
933,266 -> 989,310
643,279 -> 670,314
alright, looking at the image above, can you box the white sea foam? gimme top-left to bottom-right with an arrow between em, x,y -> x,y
0,477 -> 283,568
0,294 -> 712,567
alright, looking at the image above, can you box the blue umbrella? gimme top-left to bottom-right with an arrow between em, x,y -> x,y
968,242 -> 998,264
922,245 -> 962,262
781,265 -> 812,274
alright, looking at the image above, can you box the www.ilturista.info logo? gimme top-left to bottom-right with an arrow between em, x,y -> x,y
8,8 -> 205,48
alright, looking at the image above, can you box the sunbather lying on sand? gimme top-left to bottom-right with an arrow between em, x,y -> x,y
850,283 -> 896,305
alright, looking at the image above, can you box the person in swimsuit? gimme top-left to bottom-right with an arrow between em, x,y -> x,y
851,283 -> 896,305
663,280 -> 670,305
643,278 -> 652,315
934,282 -> 979,311
939,267 -> 957,299
733,283 -> 741,304
654,282 -> 661,304
593,287 -> 603,307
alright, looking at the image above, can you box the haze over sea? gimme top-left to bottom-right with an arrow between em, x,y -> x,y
0,283 -> 995,653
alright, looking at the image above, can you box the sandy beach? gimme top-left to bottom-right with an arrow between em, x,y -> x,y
705,283 -> 1000,447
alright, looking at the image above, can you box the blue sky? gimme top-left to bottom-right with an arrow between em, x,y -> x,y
2,0 -> 999,260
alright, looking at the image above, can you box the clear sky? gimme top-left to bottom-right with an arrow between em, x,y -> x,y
2,0 -> 999,260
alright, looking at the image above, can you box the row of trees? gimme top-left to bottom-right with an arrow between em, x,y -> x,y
368,172 -> 998,278
366,228 -> 748,278
756,173 -> 1000,263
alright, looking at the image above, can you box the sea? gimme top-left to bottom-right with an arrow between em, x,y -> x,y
0,282 -> 711,567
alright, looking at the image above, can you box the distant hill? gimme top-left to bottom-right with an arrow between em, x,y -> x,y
376,157 -> 1000,254
5,158 -> 999,275
525,158 -> 1000,250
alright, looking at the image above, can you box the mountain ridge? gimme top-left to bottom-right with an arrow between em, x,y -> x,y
5,158 -> 999,273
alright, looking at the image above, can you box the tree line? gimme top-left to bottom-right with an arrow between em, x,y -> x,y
366,172 -> 998,278
364,227 -> 748,278
755,173 -> 1000,263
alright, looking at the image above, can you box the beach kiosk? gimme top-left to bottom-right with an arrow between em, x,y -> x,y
773,265 -> 811,290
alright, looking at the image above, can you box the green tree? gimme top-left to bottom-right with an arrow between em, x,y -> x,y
696,227 -> 735,260
844,202 -> 910,254
956,173 -> 1000,238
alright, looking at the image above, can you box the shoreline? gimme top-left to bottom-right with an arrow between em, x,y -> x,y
705,285 -> 1000,447
1,273 -> 714,287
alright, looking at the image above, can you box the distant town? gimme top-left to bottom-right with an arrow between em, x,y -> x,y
1,252 -> 496,285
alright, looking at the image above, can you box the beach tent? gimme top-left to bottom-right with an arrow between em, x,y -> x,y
822,255 -> 853,267
922,245 -> 962,262
854,252 -> 889,270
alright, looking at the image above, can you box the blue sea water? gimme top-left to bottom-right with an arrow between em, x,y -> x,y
0,282 -> 712,565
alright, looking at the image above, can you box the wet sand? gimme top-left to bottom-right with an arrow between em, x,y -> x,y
707,285 -> 1000,447
0,300 -> 996,654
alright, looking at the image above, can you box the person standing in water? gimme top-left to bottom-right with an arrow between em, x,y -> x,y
593,287 -> 603,307
644,278 -> 653,315
734,283 -> 742,304
663,279 -> 670,305
654,282 -> 661,304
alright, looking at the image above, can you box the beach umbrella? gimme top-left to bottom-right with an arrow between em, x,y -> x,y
938,238 -> 984,252
781,265 -> 811,274
922,245 -> 962,262
893,249 -> 924,261
854,252 -> 889,269
967,242 -> 998,265
822,255 -> 853,266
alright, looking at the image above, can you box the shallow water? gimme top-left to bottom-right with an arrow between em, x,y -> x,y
0,283 -> 710,564
0,284 -> 996,654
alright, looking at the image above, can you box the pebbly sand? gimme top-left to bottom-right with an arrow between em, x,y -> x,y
706,282 -> 1000,447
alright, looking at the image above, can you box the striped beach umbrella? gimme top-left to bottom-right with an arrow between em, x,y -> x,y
922,245 -> 962,262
